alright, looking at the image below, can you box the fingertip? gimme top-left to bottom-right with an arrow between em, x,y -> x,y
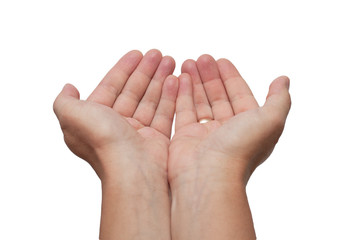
145,49 -> 163,60
178,73 -> 192,91
276,75 -> 290,90
283,76 -> 290,90
127,50 -> 143,58
264,76 -> 292,117
197,54 -> 214,64
165,74 -> 178,83
122,50 -> 143,66
163,75 -> 179,97
216,58 -> 231,65
195,54 -> 220,83
162,56 -> 176,72
268,76 -> 290,97
216,58 -> 238,73
163,55 -> 176,65
196,54 -> 216,70
59,83 -> 80,99
179,72 -> 191,81
181,59 -> 196,73
53,84 -> 79,117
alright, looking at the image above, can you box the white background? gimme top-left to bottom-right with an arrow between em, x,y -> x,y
1,0 -> 359,239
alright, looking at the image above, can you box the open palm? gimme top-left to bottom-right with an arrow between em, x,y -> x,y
168,55 -> 291,186
54,50 -> 178,180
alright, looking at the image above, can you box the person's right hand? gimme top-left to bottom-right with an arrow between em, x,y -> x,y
54,49 -> 178,182
54,50 -> 178,239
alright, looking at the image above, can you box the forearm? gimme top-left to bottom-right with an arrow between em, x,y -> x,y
96,150 -> 172,240
99,179 -> 171,240
170,168 -> 256,240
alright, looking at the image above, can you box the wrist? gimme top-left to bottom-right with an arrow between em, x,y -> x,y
94,146 -> 169,187
170,170 -> 247,208
169,155 -> 249,192
101,170 -> 169,197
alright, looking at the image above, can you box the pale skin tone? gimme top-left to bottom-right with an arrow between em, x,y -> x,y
170,55 -> 291,240
54,50 -> 291,239
54,49 -> 177,240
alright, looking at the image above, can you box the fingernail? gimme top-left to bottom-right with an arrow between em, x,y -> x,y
284,77 -> 290,90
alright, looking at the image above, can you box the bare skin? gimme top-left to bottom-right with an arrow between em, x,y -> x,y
169,55 -> 291,240
53,49 -> 177,240
54,51 -> 291,239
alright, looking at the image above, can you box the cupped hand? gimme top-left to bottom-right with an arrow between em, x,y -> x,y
53,49 -> 178,181
169,54 -> 291,188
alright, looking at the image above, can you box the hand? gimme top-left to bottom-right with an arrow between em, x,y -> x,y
168,54 -> 291,240
169,54 -> 291,187
53,49 -> 178,239
54,49 -> 177,181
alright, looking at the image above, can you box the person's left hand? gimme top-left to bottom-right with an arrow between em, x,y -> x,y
169,54 -> 291,190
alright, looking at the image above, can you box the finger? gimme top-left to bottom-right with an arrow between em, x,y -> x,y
181,59 -> 213,120
53,84 -> 80,121
150,75 -> 179,138
196,54 -> 234,121
53,84 -> 85,131
175,73 -> 197,131
133,56 -> 175,126
113,49 -> 163,117
87,50 -> 143,106
262,76 -> 291,128
217,58 -> 259,114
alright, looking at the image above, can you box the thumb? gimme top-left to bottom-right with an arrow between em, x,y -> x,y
53,84 -> 80,119
263,76 -> 291,122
